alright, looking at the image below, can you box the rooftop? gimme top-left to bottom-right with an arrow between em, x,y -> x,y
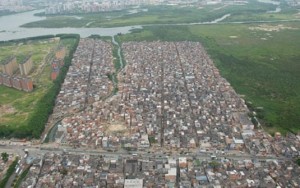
124,179 -> 143,188
0,56 -> 15,65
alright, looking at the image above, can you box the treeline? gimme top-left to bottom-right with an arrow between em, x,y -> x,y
0,35 -> 55,44
0,34 -> 80,45
13,165 -> 31,188
0,157 -> 18,187
0,34 -> 80,139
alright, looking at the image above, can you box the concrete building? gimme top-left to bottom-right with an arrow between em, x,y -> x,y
165,168 -> 177,182
102,137 -> 108,148
12,77 -> 22,90
124,179 -> 143,188
0,73 -> 33,92
21,78 -> 33,92
51,71 -> 58,81
179,157 -> 187,168
2,74 -> 12,87
1,56 -> 18,76
19,56 -> 33,76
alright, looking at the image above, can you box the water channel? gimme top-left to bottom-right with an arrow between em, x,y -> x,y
0,10 -> 143,41
0,6 -> 288,42
0,9 -> 235,41
112,36 -> 123,69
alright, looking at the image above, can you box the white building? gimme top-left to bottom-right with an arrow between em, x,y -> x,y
124,179 -> 143,188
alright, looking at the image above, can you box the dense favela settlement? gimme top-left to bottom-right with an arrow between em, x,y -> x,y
52,40 -> 252,151
2,39 -> 300,187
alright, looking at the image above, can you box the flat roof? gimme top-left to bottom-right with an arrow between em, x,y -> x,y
0,56 -> 15,65
20,55 -> 32,64
124,179 -> 143,188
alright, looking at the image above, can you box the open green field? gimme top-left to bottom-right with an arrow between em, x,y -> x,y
20,1 -> 293,28
0,39 -> 57,73
117,22 -> 300,135
0,37 -> 77,138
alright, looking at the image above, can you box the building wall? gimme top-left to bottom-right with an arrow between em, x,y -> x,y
2,74 -> 12,87
1,57 -> 18,76
21,78 -> 33,92
0,56 -> 34,92
12,77 -> 22,90
19,56 -> 33,76
51,71 -> 59,80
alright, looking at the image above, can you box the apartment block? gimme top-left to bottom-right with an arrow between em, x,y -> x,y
2,74 -> 12,87
21,78 -> 33,92
12,77 -> 22,90
19,56 -> 33,76
1,56 -> 18,76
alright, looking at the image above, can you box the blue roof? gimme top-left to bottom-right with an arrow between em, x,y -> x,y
196,175 -> 208,181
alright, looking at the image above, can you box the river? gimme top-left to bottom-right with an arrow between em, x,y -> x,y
0,10 -> 142,41
257,0 -> 280,5
0,7 -> 293,41
0,10 -> 235,41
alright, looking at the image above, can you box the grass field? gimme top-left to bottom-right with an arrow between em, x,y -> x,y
117,22 -> 300,134
0,39 -> 57,73
0,38 -> 75,131
20,1 -> 289,28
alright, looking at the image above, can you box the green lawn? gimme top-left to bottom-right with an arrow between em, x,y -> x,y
117,22 -> 300,134
0,38 -> 75,133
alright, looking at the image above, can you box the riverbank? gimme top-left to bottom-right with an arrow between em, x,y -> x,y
19,2 -> 281,28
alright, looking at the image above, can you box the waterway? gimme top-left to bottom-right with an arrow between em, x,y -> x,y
0,8 -> 297,42
0,10 -> 142,41
112,36 -> 124,69
257,0 -> 280,5
0,9 -> 233,41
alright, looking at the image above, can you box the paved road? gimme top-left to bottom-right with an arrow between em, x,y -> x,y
0,143 -> 287,161
0,142 -> 290,187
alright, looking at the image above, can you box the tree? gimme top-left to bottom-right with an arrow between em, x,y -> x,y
209,160 -> 220,172
60,168 -> 68,176
1,152 -> 9,162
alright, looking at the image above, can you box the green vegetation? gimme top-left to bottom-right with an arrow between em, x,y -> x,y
0,157 -> 18,188
87,34 -> 102,39
1,152 -> 9,162
0,34 -> 79,138
194,159 -> 201,166
59,168 -> 68,176
14,166 -> 30,188
112,42 -> 121,71
24,34 -> 79,138
1,1 -> 300,137
111,37 -> 123,95
20,1 -> 286,28
209,160 -> 221,171
0,38 -> 57,68
148,136 -> 157,144
0,38 -> 59,132
117,22 -> 300,134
